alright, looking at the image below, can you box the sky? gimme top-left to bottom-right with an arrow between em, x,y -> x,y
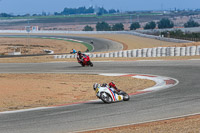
0,0 -> 200,15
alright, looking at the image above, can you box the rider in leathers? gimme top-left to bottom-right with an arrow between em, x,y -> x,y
109,82 -> 121,94
77,51 -> 83,63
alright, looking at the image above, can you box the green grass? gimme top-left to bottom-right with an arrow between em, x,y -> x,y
0,13 -> 163,20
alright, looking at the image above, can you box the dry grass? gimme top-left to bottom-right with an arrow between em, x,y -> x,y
0,73 -> 155,112
0,37 -> 87,55
83,114 -> 200,133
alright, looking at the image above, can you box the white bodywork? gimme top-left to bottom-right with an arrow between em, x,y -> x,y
95,86 -> 123,102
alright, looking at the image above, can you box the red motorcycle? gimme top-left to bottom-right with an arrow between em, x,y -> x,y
77,54 -> 93,67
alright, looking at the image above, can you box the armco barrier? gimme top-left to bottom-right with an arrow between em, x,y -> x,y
53,46 -> 200,59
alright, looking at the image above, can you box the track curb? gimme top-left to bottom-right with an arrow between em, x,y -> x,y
0,73 -> 178,114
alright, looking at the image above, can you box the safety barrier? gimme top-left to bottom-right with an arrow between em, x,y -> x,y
54,45 -> 200,59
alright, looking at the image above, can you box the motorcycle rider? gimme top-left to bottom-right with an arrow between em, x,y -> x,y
109,82 -> 121,94
70,49 -> 77,54
77,51 -> 83,63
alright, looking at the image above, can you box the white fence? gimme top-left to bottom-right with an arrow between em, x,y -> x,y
54,46 -> 200,59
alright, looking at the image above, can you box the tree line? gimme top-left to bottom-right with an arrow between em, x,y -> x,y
55,6 -> 119,16
0,6 -> 119,18
161,30 -> 200,42
83,18 -> 200,31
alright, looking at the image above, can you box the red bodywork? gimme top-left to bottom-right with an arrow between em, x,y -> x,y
77,54 -> 93,67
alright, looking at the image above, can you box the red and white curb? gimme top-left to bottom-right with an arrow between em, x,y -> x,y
99,73 -> 179,95
0,73 -> 178,114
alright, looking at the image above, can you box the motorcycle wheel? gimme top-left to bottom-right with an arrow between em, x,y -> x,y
123,94 -> 130,101
89,61 -> 93,67
119,91 -> 130,101
100,92 -> 112,103
81,63 -> 85,67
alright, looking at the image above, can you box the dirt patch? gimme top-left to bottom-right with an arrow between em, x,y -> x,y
0,73 -> 155,112
83,114 -> 200,133
0,37 -> 87,55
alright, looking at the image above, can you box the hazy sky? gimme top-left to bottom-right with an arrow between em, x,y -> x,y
0,0 -> 199,14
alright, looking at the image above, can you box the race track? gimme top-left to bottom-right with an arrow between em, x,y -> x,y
0,35 -> 200,133
0,35 -> 123,52
0,60 -> 200,133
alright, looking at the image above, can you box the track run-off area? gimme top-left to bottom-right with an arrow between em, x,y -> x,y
0,34 -> 200,133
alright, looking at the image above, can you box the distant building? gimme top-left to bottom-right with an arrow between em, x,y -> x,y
24,26 -> 39,32
32,26 -> 39,31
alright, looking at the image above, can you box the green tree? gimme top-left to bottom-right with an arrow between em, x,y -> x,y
184,19 -> 200,28
158,18 -> 174,29
130,22 -> 140,30
144,21 -> 156,29
112,23 -> 124,31
82,25 -> 94,31
96,21 -> 111,31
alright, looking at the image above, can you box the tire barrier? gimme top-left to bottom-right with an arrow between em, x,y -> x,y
186,46 -> 191,56
152,48 -> 157,57
118,51 -> 123,57
196,46 -> 200,55
180,47 -> 186,56
156,47 -> 162,57
131,49 -> 137,57
54,46 -> 200,59
161,47 -> 166,57
175,47 -> 181,56
122,51 -> 128,57
137,49 -> 142,57
190,46 -> 196,56
127,50 -> 132,57
169,47 -> 175,56
142,48 -> 148,57
147,48 -> 152,57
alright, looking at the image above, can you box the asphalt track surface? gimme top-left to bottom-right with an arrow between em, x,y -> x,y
0,35 -> 123,52
0,35 -> 200,133
0,60 -> 200,133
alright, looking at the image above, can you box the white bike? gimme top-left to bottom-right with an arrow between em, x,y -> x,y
93,83 -> 130,103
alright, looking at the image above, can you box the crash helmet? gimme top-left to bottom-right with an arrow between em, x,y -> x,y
93,83 -> 98,90
78,51 -> 81,55
102,83 -> 107,87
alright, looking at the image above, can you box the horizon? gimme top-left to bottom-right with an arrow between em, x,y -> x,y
0,0 -> 200,15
